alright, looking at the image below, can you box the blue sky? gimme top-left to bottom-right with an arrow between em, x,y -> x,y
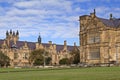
0,0 -> 120,46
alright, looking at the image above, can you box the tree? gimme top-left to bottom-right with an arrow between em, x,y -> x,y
70,48 -> 80,64
29,49 -> 48,66
0,51 -> 10,67
59,58 -> 70,65
45,57 -> 52,65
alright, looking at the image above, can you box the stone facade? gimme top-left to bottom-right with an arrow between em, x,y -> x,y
0,30 -> 75,67
79,9 -> 120,64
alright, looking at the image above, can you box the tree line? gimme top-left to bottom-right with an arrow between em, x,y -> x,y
0,48 -> 80,67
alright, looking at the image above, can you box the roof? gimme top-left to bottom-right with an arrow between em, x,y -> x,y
80,13 -> 120,28
0,40 -> 74,52
98,17 -> 120,28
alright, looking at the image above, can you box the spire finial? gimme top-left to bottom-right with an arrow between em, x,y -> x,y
38,33 -> 41,44
94,9 -> 96,15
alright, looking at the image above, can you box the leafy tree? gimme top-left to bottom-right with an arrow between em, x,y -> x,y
45,57 -> 52,65
59,58 -> 70,65
0,51 -> 10,67
70,47 -> 80,64
34,58 -> 43,66
73,51 -> 80,64
29,49 -> 49,66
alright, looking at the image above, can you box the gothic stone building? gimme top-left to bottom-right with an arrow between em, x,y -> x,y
0,30 -> 76,67
79,9 -> 120,65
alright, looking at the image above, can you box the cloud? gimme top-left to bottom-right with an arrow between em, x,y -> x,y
13,0 -> 72,12
75,0 -> 91,2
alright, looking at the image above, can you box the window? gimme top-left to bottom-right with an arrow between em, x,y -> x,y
14,53 -> 18,59
23,53 -> 28,59
89,48 -> 100,59
88,33 -> 100,43
88,35 -> 94,43
95,34 -> 100,43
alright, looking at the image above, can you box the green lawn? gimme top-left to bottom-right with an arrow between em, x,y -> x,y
0,67 -> 120,80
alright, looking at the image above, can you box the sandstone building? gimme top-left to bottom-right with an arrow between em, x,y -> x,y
0,30 -> 76,67
79,9 -> 120,65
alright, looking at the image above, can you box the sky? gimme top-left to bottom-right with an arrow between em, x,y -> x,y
0,0 -> 120,46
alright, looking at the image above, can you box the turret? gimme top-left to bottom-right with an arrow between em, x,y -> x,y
49,41 -> 53,50
6,30 -> 9,36
16,30 -> 19,35
49,41 -> 52,45
10,29 -> 12,34
6,30 -> 19,45
53,44 -> 56,50
13,31 -> 15,36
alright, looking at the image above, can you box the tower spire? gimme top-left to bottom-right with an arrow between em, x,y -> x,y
38,33 -> 41,44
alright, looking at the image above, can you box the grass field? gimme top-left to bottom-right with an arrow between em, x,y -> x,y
0,67 -> 120,80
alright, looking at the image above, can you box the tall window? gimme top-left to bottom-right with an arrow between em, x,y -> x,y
88,33 -> 100,44
23,53 -> 28,59
14,53 -> 18,59
89,48 -> 100,59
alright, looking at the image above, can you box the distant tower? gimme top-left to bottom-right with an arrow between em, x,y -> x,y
6,30 -> 19,45
38,33 -> 41,44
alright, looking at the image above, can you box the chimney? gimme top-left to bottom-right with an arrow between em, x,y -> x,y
53,44 -> 56,50
24,41 -> 28,47
64,40 -> 67,46
63,40 -> 67,50
74,42 -> 76,47
49,41 -> 52,44
90,9 -> 96,18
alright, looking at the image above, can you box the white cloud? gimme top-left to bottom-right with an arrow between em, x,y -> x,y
76,0 -> 91,2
